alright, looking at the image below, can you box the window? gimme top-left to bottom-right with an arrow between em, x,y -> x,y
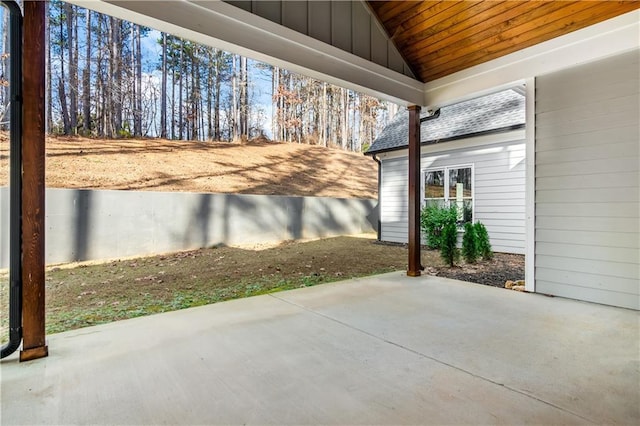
423,165 -> 473,224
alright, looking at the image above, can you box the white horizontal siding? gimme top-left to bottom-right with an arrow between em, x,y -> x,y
536,255 -> 639,281
474,198 -> 525,207
537,188 -> 639,204
475,192 -> 525,201
536,172 -> 639,190
536,229 -> 639,249
535,281 -> 639,311
379,156 -> 408,242
536,216 -> 639,233
536,141 -> 638,165
536,202 -> 639,218
493,245 -> 525,255
475,205 -> 525,214
379,137 -> 526,253
535,49 -> 640,310
536,125 -> 638,152
475,171 -> 525,182
381,220 -> 408,244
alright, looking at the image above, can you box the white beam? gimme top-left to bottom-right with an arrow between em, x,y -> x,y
423,10 -> 640,108
69,0 -> 424,105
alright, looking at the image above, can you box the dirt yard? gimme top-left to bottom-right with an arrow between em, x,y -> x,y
0,134 -> 378,198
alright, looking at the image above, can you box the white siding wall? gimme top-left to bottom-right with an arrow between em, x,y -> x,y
379,135 -> 526,254
535,50 -> 640,310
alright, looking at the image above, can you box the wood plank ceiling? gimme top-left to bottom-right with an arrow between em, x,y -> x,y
368,1 -> 640,82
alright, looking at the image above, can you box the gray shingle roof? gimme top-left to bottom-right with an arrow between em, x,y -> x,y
366,88 -> 525,155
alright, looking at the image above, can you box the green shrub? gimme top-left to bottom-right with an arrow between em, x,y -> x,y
440,222 -> 460,267
420,203 -> 458,249
462,222 -> 478,263
474,222 -> 493,260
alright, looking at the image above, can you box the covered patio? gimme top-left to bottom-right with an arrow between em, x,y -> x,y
1,5 -> 638,423
2,272 -> 638,424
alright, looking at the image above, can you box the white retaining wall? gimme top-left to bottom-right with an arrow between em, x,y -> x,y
0,188 -> 377,267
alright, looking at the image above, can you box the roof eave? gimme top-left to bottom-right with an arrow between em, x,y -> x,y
365,123 -> 525,156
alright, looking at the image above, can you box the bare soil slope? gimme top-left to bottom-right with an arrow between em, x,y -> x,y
0,135 -> 377,198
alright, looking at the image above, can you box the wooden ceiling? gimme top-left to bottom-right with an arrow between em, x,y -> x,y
368,1 -> 640,82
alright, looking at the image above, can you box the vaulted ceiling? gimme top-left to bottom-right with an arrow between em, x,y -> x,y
368,1 -> 640,82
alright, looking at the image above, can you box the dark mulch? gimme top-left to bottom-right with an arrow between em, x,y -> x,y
374,240 -> 526,288
426,253 -> 525,287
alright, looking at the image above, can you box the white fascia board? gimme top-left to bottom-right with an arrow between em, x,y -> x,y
423,10 -> 640,109
377,129 -> 526,161
69,0 -> 424,106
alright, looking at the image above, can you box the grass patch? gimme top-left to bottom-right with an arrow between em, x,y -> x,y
2,235 -> 424,339
2,235 -> 523,341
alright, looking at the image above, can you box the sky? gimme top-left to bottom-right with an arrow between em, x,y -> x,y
140,29 -> 275,137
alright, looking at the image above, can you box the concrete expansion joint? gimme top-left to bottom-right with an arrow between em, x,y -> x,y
267,292 -> 598,425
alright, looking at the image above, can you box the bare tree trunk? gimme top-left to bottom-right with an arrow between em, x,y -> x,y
321,82 -> 327,147
45,2 -> 52,133
272,66 -> 277,141
58,77 -> 70,134
205,49 -> 212,140
178,39 -> 184,140
58,16 -> 70,134
341,88 -> 348,150
214,50 -> 222,140
82,9 -> 91,136
160,33 -> 167,138
106,18 -> 114,137
96,14 -> 105,137
171,66 -> 175,139
134,25 -> 142,137
108,17 -> 122,137
191,44 -> 199,140
239,56 -> 248,139
128,23 -> 135,136
231,55 -> 238,141
65,3 -> 77,134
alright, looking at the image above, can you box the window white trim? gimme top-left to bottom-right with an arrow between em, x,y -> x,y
421,164 -> 475,225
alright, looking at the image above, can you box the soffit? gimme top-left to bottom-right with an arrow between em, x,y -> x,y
368,1 -> 640,82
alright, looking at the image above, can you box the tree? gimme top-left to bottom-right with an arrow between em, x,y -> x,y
41,4 -> 394,148
462,222 -> 478,263
65,2 -> 77,134
160,32 -> 167,138
440,223 -> 460,267
81,8 -> 91,135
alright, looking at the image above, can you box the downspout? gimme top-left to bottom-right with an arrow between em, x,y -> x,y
372,154 -> 381,241
420,109 -> 441,123
1,0 -> 23,359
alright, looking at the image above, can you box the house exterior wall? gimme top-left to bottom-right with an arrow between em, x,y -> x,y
535,50 -> 639,310
378,131 -> 526,254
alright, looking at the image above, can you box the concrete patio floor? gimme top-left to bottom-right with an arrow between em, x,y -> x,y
1,272 -> 638,425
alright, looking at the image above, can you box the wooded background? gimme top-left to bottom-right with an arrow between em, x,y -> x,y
0,1 -> 398,152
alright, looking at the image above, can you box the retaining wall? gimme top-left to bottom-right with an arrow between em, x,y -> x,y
0,188 -> 377,267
